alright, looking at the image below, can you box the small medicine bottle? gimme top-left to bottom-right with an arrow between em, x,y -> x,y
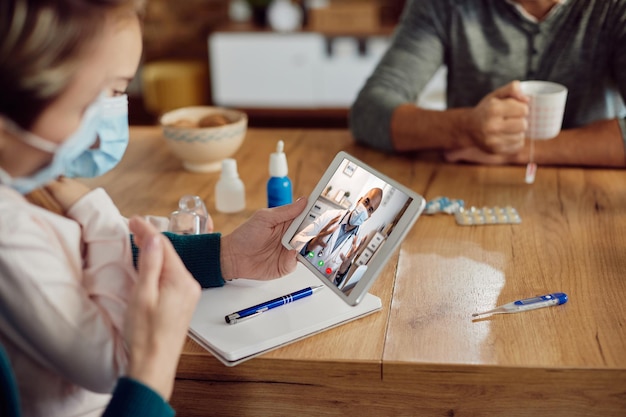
215,158 -> 245,213
267,140 -> 292,208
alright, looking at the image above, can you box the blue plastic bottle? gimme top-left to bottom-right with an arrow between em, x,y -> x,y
267,140 -> 292,208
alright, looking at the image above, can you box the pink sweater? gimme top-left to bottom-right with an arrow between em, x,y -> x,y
0,185 -> 137,417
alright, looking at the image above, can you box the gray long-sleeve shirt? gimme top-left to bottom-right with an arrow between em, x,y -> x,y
350,0 -> 626,152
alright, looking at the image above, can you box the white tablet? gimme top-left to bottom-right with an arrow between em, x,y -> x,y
282,151 -> 425,306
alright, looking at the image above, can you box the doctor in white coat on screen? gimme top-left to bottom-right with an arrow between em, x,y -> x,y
291,188 -> 383,286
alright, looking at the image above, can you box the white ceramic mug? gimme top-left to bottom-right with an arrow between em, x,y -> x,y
520,81 -> 568,140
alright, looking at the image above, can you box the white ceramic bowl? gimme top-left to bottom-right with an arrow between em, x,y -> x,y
160,106 -> 247,173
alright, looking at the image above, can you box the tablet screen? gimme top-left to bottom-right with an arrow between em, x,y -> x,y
282,152 -> 425,306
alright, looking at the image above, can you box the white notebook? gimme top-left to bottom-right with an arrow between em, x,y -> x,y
188,262 -> 382,366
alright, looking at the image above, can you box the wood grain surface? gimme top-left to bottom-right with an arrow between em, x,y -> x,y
83,127 -> 626,416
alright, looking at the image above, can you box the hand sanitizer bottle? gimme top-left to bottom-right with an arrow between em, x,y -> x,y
267,140 -> 292,207
215,158 -> 245,213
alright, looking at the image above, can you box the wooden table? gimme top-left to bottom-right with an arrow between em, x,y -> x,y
83,126 -> 626,416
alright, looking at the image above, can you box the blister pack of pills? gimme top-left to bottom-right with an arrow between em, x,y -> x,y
424,196 -> 464,215
454,206 -> 521,226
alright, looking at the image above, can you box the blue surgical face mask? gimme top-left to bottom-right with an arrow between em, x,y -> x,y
65,94 -> 129,178
348,202 -> 369,227
0,97 -> 103,194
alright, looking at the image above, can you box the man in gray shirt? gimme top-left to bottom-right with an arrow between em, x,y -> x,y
350,0 -> 626,167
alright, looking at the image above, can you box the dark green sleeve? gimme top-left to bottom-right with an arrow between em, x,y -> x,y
131,232 -> 225,288
102,377 -> 174,417
0,346 -> 21,417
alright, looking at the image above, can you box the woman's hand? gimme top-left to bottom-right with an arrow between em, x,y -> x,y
124,216 -> 201,400
220,197 -> 307,280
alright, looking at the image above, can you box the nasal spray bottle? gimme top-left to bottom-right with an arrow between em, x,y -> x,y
215,158 -> 245,213
267,140 -> 292,208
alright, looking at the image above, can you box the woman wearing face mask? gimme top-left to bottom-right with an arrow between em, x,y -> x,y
64,16 -> 140,180
24,13 -> 137,215
0,1 -> 306,416
290,188 -> 383,286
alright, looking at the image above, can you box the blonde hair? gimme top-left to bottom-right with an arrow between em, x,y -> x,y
0,0 -> 145,129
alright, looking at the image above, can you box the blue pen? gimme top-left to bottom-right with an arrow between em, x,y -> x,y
225,285 -> 324,324
472,292 -> 568,318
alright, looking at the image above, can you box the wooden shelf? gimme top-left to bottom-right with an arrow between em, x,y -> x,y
234,107 -> 349,128
216,20 -> 395,38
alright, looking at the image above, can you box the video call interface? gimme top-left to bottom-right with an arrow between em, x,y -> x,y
288,158 -> 413,295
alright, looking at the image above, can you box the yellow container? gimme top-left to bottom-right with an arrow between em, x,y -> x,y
141,60 -> 208,115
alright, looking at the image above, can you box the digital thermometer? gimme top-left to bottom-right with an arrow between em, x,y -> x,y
472,292 -> 568,317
